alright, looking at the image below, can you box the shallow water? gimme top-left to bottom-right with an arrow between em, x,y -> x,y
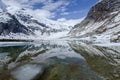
0,40 -> 120,80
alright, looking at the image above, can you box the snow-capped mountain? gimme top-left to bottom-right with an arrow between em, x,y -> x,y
0,12 -> 33,35
69,0 -> 120,42
0,0 -> 70,40
13,8 -> 70,39
0,1 -> 34,39
12,8 -> 70,37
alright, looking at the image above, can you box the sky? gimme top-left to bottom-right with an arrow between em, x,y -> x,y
2,0 -> 99,26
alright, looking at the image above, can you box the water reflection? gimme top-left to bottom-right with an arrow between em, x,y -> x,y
0,40 -> 120,80
69,41 -> 120,80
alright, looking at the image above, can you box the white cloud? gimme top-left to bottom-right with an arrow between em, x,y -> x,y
42,0 -> 69,11
2,0 -> 21,8
0,0 -> 7,11
61,10 -> 87,16
33,9 -> 55,18
57,17 -> 85,26
2,0 -> 70,19
61,12 -> 70,15
2,0 -> 86,25
2,0 -> 69,11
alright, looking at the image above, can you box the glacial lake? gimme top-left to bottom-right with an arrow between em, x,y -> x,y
0,40 -> 120,80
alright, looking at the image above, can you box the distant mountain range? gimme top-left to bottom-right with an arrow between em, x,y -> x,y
0,0 -> 70,40
69,0 -> 120,42
0,0 -> 120,42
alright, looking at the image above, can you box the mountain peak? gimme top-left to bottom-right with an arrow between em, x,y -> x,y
87,0 -> 120,21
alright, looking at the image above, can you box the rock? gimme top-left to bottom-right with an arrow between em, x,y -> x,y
11,63 -> 45,80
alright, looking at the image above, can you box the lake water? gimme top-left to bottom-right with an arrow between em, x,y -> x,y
0,40 -> 120,80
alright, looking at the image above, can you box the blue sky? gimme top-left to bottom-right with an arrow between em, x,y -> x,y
3,0 -> 99,25
32,0 -> 99,20
54,0 -> 99,20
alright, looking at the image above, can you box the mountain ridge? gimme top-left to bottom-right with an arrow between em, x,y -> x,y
69,0 -> 120,42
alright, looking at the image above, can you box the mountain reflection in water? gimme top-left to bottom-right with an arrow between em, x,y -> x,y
0,40 -> 120,80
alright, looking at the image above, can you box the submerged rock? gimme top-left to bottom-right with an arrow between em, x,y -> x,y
11,63 -> 45,80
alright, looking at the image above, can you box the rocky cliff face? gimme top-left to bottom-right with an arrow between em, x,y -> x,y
70,0 -> 120,42
0,12 -> 33,35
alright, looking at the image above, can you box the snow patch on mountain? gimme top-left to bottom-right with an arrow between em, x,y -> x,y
0,12 -> 12,23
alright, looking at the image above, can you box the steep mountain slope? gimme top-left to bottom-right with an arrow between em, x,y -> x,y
0,12 -> 33,35
0,1 -> 34,39
69,0 -> 120,42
